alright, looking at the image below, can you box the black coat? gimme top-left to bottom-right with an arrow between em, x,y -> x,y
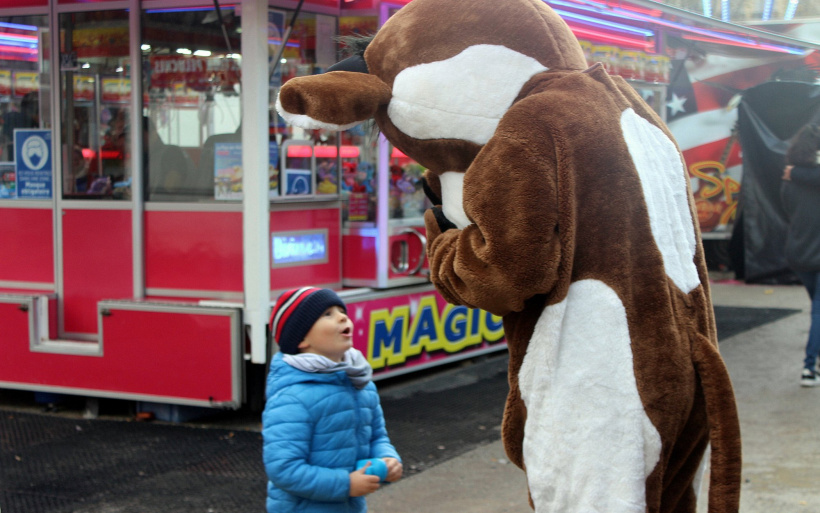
781,164 -> 820,272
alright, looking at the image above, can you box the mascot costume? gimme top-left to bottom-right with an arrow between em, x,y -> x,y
275,0 -> 742,511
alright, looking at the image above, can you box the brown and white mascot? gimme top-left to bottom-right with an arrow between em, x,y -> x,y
275,0 -> 742,511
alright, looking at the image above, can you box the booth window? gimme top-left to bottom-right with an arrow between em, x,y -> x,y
142,6 -> 241,202
269,9 -> 340,200
339,123 -> 431,225
0,15 -> 51,200
59,10 -> 131,200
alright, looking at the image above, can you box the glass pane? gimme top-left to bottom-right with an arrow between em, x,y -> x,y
388,147 -> 429,221
0,15 -> 51,200
269,9 -> 338,199
338,124 -> 431,226
143,6 -> 241,202
340,123 -> 377,224
60,10 -> 131,200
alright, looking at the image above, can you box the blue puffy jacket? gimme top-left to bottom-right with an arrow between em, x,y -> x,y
262,353 -> 400,513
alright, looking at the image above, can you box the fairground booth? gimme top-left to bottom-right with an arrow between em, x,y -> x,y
0,0 -> 816,417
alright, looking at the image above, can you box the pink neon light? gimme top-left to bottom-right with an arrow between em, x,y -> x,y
605,5 -> 766,47
287,145 -> 360,158
602,1 -> 662,17
681,34 -> 802,54
0,45 -> 37,55
287,146 -> 311,158
268,38 -> 301,48
0,54 -> 36,62
81,149 -> 135,160
567,24 -> 655,50
555,0 -> 803,55
0,31 -> 38,43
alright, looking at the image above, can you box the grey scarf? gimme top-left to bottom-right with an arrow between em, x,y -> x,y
282,348 -> 373,389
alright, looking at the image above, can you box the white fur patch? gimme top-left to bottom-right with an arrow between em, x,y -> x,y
621,109 -> 700,293
518,279 -> 662,513
388,45 -> 548,145
439,171 -> 472,229
275,95 -> 362,132
693,444 -> 710,501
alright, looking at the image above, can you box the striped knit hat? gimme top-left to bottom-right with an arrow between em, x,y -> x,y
270,287 -> 346,355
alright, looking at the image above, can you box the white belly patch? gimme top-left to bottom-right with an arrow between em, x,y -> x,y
518,279 -> 662,513
620,109 -> 700,293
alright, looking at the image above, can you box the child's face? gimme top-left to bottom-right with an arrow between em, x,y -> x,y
298,305 -> 354,362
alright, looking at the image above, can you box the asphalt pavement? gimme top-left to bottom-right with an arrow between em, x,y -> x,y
1,279 -> 818,513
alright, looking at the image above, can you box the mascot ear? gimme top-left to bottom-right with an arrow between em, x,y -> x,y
276,71 -> 392,131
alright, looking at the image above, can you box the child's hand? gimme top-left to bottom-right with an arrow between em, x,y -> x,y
382,457 -> 403,482
350,462 -> 381,497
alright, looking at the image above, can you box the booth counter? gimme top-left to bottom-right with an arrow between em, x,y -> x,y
0,0 -> 817,411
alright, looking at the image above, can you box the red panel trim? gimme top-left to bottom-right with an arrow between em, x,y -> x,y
145,211 -> 243,292
100,307 -> 236,401
0,304 -> 238,404
0,301 -> 31,349
270,208 -> 341,289
146,208 -> 339,296
62,209 -> 132,334
0,208 -> 53,284
343,234 -> 377,280
0,0 -> 46,6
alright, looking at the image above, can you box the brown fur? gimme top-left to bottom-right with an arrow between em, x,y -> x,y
424,65 -> 740,512
278,71 -> 391,127
276,1 -> 741,510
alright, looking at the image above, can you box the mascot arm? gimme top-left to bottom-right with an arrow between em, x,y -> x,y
426,129 -> 563,317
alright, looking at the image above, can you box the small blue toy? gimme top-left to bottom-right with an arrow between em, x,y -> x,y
355,458 -> 388,482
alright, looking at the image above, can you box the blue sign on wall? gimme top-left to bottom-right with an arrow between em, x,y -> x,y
15,129 -> 52,199
272,230 -> 328,267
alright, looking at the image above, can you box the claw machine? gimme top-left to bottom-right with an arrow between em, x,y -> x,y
341,133 -> 430,289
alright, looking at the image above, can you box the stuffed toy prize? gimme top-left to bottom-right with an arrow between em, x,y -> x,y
275,0 -> 742,511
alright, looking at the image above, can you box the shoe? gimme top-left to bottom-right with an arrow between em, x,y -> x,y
800,369 -> 820,387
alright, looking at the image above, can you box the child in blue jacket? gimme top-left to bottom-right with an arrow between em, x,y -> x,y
263,287 -> 403,513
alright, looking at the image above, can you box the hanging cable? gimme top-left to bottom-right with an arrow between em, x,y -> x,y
212,0 -> 233,55
270,0 -> 306,82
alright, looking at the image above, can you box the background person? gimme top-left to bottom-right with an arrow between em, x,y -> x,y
70,145 -> 91,193
781,123 -> 820,387
262,287 -> 402,513
1,91 -> 39,162
142,116 -> 195,200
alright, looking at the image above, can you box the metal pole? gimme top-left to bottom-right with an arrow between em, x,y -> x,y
242,0 -> 271,365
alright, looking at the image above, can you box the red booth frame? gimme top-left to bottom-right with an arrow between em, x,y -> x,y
0,0 -> 817,411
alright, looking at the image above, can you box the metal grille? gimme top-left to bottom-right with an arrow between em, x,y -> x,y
0,411 -> 266,513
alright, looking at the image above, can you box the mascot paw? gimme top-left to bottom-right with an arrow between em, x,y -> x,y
431,206 -> 457,232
